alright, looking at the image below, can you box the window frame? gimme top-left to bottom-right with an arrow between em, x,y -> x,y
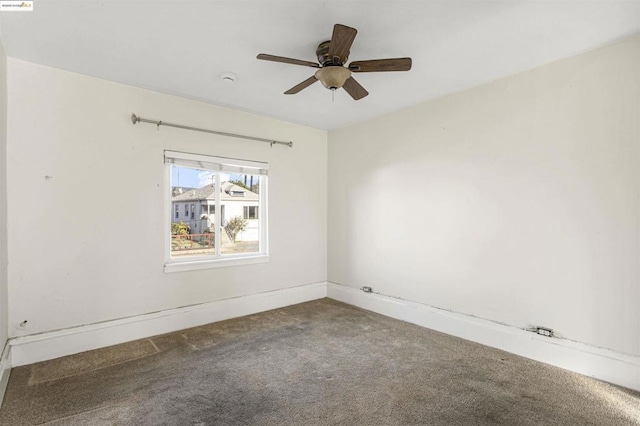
164,150 -> 269,273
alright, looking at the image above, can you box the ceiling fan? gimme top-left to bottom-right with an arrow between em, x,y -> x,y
257,24 -> 412,100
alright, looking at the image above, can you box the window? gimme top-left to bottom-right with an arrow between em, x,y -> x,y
243,206 -> 259,220
165,151 -> 268,272
175,205 -> 179,219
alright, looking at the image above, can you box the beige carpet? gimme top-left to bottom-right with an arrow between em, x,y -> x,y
1,299 -> 638,425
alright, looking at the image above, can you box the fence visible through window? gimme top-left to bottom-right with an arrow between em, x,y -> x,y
171,233 -> 215,256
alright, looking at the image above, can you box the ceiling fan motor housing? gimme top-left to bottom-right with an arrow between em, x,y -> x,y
316,40 -> 348,65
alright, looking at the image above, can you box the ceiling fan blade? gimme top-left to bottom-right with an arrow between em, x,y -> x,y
284,76 -> 318,94
328,24 -> 357,64
342,77 -> 368,100
257,54 -> 320,68
349,58 -> 412,72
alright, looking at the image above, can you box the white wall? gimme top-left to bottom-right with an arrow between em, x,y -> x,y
6,59 -> 327,337
0,37 -> 8,350
328,35 -> 640,357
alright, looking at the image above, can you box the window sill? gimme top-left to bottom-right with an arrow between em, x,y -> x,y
164,254 -> 269,273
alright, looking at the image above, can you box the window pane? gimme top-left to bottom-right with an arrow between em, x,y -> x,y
221,174 -> 260,255
167,151 -> 267,265
170,165 -> 216,257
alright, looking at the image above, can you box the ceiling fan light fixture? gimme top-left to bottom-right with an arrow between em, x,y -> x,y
257,24 -> 410,100
314,66 -> 351,90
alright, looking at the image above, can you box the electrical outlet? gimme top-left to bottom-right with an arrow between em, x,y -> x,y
535,326 -> 554,337
362,286 -> 373,293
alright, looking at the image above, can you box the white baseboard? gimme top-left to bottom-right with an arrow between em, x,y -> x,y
0,340 -> 11,409
10,281 -> 328,367
327,282 -> 640,392
8,281 -> 639,393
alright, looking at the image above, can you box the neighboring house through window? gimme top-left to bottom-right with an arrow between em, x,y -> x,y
165,150 -> 268,272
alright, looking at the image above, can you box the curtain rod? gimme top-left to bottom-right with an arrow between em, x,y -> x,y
130,114 -> 293,148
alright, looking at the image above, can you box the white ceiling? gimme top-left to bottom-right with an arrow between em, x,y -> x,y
1,1 -> 638,130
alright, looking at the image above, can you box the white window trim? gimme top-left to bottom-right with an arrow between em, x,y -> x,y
164,151 -> 269,273
165,254 -> 270,273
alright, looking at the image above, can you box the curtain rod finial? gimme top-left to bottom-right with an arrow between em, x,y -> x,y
131,114 -> 139,125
